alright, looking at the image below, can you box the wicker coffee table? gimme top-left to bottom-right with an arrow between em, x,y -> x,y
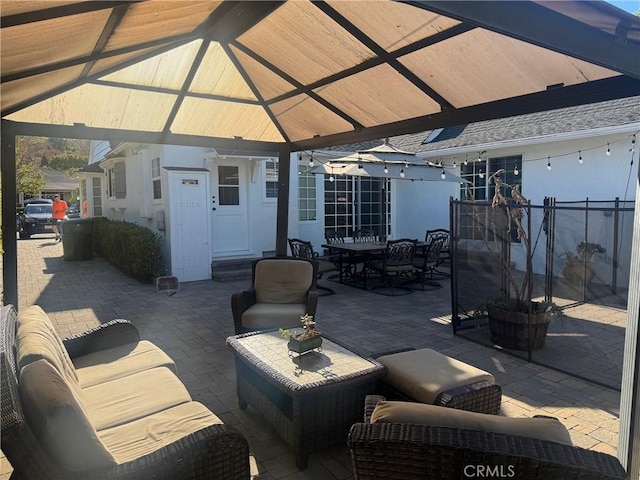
226,330 -> 385,469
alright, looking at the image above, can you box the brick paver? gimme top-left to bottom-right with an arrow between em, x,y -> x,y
0,234 -> 625,479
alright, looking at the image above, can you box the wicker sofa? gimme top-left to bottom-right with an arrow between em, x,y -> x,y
348,395 -> 628,480
1,304 -> 250,480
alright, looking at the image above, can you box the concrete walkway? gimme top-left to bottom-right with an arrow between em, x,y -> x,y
1,235 -> 624,479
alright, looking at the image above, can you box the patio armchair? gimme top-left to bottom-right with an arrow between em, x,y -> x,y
288,238 -> 336,295
349,395 -> 628,480
231,257 -> 319,334
425,228 -> 450,277
412,236 -> 445,291
369,239 -> 418,295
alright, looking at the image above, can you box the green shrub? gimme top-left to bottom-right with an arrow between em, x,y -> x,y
92,217 -> 164,283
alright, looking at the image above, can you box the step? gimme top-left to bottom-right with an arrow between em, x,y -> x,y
211,268 -> 252,283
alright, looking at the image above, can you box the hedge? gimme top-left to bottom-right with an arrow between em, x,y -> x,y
92,217 -> 164,283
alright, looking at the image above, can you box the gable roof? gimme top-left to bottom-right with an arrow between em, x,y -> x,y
40,166 -> 79,192
336,95 -> 640,155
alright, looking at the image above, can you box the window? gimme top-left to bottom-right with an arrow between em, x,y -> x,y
265,160 -> 278,199
151,157 -> 161,200
459,155 -> 522,241
298,164 -> 317,221
324,176 -> 388,238
92,177 -> 102,216
107,162 -> 126,198
218,165 -> 240,205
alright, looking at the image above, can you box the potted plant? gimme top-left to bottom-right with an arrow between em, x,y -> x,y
280,314 -> 322,356
472,170 -> 564,351
561,242 -> 605,285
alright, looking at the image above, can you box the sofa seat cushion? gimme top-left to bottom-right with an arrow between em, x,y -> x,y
82,367 -> 192,430
241,303 -> 307,330
254,259 -> 313,304
377,348 -> 495,404
98,402 -> 224,464
16,306 -> 79,392
371,401 -> 573,446
19,359 -> 117,471
74,340 -> 176,387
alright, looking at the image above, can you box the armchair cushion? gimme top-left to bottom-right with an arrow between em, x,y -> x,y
19,359 -> 117,471
254,259 -> 313,304
371,401 -> 572,446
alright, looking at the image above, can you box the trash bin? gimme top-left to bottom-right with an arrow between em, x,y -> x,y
63,218 -> 94,261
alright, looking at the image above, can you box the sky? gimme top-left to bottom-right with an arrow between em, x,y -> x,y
605,0 -> 640,14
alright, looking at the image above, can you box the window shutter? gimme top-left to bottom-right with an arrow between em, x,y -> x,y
114,163 -> 126,198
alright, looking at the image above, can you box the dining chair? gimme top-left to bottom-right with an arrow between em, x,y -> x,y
425,229 -> 450,277
369,238 -> 418,295
412,236 -> 445,291
288,238 -> 336,295
353,230 -> 379,243
324,229 -> 360,282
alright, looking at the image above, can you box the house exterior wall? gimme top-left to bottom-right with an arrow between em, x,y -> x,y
423,129 -> 637,287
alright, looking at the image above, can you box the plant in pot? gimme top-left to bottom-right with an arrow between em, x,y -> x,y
280,314 -> 322,356
471,170 -> 564,351
561,242 -> 606,285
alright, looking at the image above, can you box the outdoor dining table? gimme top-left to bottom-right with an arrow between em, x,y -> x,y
321,240 -> 424,290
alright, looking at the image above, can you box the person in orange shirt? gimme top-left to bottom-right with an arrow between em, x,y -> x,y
51,194 -> 68,242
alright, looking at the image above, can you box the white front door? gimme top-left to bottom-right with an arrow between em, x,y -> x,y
168,171 -> 211,282
211,161 -> 249,255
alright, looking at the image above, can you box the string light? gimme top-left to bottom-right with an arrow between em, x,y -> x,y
478,169 -> 484,179
464,155 -> 468,166
329,166 -> 334,183
546,156 -> 552,170
452,158 -> 457,168
383,162 -> 388,174
308,154 -> 314,168
400,168 -> 405,178
606,143 -> 611,156
440,169 -> 446,180
578,150 -> 583,164
514,165 -> 519,176
631,135 -> 636,154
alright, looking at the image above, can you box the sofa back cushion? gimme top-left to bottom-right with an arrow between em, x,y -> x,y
16,306 -> 80,395
371,401 -> 573,446
254,259 -> 313,304
19,359 -> 117,471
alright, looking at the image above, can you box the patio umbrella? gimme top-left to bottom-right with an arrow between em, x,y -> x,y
309,140 -> 468,239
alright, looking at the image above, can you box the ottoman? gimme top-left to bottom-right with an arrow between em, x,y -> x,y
376,348 -> 502,414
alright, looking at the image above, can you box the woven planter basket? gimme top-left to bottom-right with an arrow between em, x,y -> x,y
488,303 -> 551,351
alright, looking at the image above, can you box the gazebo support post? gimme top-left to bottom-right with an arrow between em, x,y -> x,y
618,162 -> 640,478
275,145 -> 291,256
1,120 -> 18,307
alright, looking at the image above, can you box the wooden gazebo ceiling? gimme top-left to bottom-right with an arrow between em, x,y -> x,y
2,0 -> 639,151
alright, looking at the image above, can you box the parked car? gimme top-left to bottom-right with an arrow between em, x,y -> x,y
18,203 -> 54,239
67,203 -> 80,219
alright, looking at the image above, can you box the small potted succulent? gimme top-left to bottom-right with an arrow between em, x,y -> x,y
561,242 -> 605,285
280,314 -> 322,356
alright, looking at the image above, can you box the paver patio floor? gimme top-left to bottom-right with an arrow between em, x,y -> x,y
0,236 -> 625,479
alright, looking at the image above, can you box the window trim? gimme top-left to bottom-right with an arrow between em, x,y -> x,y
264,159 -> 278,202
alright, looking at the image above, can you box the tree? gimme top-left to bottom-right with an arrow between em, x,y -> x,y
49,152 -> 88,176
17,160 -> 45,197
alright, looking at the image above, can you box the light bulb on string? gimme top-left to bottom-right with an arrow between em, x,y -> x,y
478,169 -> 484,179
440,169 -> 446,180
630,135 -> 636,153
606,143 -> 611,156
329,167 -> 334,183
464,155 -> 468,166
514,165 -> 519,176
383,162 -> 388,174
308,156 -> 314,168
400,168 -> 405,178
578,150 -> 583,164
452,158 -> 457,168
546,157 -> 552,170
